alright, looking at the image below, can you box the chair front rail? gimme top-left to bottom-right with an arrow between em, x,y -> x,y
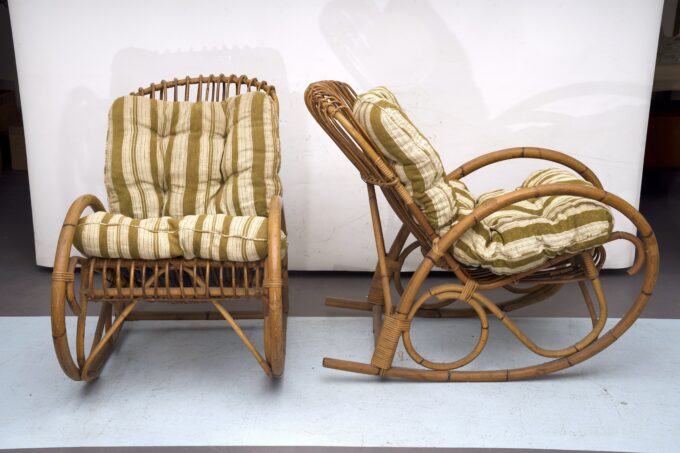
78,257 -> 265,301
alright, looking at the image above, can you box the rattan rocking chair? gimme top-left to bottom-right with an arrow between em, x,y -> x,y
52,74 -> 287,380
304,80 -> 659,382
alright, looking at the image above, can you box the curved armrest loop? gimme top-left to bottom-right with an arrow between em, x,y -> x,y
447,147 -> 603,189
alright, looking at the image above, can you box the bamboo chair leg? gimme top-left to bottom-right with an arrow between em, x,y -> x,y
52,280 -> 128,381
263,277 -> 287,378
324,265 -> 387,312
212,300 -> 273,377
263,195 -> 286,378
81,300 -> 137,380
579,281 -> 599,328
325,223 -> 411,313
372,304 -> 383,345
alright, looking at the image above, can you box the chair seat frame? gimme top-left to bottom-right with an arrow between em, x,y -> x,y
305,80 -> 659,382
51,75 -> 288,380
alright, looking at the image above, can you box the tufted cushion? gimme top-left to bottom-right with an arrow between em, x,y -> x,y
162,101 -> 229,218
73,212 -> 284,262
352,86 -> 613,275
179,214 -> 286,262
104,92 -> 281,219
353,87 -> 467,230
73,212 -> 182,260
221,91 -> 282,216
105,96 -> 169,219
447,169 -> 614,275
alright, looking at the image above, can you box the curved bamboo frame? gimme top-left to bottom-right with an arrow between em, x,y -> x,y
51,74 -> 288,381
304,80 -> 659,381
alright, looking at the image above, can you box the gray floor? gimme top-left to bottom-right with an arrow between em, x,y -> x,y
3,316 -> 678,452
1,171 -> 678,318
0,446 -> 618,452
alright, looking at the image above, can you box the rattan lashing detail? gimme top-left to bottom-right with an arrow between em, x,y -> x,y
51,272 -> 74,282
459,280 -> 479,303
371,314 -> 411,371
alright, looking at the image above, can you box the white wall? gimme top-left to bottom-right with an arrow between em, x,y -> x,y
10,0 -> 662,270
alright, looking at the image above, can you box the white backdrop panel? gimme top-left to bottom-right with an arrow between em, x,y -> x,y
9,0 -> 662,269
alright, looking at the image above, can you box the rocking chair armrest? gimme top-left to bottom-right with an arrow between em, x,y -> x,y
53,194 -> 106,271
426,183 -> 655,282
63,194 -> 106,227
446,147 -> 603,189
266,195 -> 284,283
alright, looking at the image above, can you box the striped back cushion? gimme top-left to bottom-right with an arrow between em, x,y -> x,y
220,91 -> 282,216
105,92 -> 280,219
449,169 -> 613,275
105,96 -> 168,218
353,87 -> 460,230
163,101 -> 228,218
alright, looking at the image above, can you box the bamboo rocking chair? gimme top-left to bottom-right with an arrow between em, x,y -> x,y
304,80 -> 659,382
52,74 -> 287,380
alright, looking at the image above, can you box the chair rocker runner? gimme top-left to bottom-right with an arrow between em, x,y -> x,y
52,74 -> 288,380
304,80 -> 659,382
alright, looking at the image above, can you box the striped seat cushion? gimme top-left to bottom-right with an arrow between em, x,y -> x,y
179,214 -> 286,262
447,169 -> 614,275
73,212 -> 285,262
104,91 -> 281,219
73,212 -> 182,259
353,87 -> 462,230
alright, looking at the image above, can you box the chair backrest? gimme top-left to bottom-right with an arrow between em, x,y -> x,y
131,74 -> 278,104
304,80 -> 440,252
106,74 -> 281,220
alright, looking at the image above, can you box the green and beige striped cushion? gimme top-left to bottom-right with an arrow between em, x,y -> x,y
163,101 -> 229,218
73,212 -> 283,262
353,87 -> 460,230
221,91 -> 282,216
73,212 -> 181,259
352,86 -> 612,275
105,96 -> 168,219
179,214 -> 286,262
447,168 -> 613,275
104,91 -> 281,219
91,91 -> 284,263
